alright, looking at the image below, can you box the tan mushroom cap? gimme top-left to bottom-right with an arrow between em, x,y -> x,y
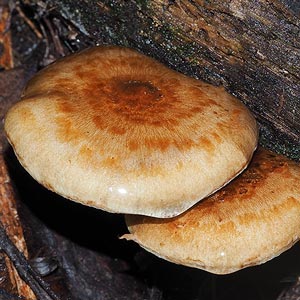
5,45 -> 258,217
124,148 -> 300,274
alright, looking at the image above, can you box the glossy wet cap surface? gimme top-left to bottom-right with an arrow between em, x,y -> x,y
4,45 -> 258,217
124,148 -> 300,273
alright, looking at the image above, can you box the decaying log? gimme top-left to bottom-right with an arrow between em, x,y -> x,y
20,0 -> 300,160
2,1 -> 300,299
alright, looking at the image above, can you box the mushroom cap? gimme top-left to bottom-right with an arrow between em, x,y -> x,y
124,148 -> 300,274
5,45 -> 258,217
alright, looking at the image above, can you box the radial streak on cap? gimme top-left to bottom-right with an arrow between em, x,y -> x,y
4,45 -> 258,217
124,148 -> 300,274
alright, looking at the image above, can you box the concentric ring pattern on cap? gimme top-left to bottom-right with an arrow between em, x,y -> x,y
124,148 -> 300,274
4,45 -> 258,217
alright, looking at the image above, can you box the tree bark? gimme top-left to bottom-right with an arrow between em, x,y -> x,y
19,0 -> 300,159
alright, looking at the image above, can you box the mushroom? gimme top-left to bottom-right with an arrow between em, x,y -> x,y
4,45 -> 258,217
123,148 -> 300,274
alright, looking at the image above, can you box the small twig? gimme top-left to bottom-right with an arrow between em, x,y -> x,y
43,16 -> 65,57
0,222 -> 63,300
15,5 -> 43,39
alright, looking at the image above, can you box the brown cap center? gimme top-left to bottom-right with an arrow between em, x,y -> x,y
111,80 -> 162,109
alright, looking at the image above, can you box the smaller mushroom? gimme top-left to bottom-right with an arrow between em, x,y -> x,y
123,148 -> 300,274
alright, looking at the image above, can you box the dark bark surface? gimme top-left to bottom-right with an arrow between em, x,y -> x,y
18,0 -> 300,160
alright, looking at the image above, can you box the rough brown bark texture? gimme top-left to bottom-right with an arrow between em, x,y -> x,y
20,0 -> 300,160
0,154 -> 36,299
